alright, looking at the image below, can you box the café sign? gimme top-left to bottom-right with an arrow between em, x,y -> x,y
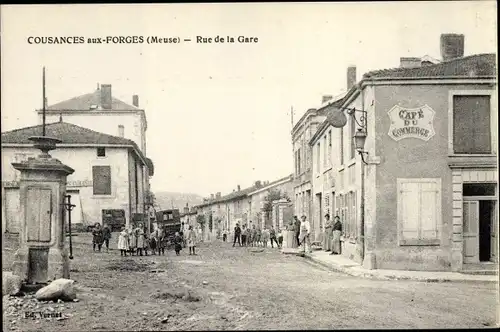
387,104 -> 436,142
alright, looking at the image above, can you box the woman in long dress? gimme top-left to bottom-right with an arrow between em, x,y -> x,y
331,216 -> 342,255
118,227 -> 129,257
323,214 -> 333,252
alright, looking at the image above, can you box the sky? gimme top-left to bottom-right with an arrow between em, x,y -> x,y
1,2 -> 497,197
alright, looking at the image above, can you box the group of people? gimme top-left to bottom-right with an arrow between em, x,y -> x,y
287,214 -> 342,254
115,223 -> 199,257
228,223 -> 284,249
91,223 -> 112,252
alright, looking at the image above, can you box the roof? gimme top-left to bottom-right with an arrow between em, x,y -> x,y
1,121 -> 150,167
363,53 -> 496,80
247,174 -> 293,195
45,88 -> 140,111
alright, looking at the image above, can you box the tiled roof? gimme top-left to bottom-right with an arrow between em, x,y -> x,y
363,53 -> 496,79
1,121 -> 149,166
2,121 -> 135,145
46,89 -> 139,111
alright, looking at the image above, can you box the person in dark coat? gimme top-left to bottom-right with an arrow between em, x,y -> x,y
269,226 -> 279,248
233,223 -> 242,247
293,216 -> 301,247
173,232 -> 183,255
92,223 -> 104,252
102,224 -> 112,252
331,216 -> 343,255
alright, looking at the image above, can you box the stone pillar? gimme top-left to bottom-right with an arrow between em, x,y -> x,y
11,136 -> 74,285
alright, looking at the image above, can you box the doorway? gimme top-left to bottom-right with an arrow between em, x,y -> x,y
479,200 -> 495,262
463,183 -> 497,264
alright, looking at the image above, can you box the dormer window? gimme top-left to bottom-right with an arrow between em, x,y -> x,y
97,147 -> 106,157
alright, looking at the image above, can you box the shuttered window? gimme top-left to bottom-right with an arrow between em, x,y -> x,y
92,166 -> 112,195
453,95 -> 491,154
397,178 -> 441,246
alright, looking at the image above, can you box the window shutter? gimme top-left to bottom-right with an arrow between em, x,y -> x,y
453,95 -> 491,154
92,166 -> 111,195
420,182 -> 439,239
399,182 -> 420,240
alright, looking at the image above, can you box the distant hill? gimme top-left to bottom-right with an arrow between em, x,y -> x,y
153,191 -> 203,211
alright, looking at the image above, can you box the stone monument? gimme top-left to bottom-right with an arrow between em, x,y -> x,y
11,135 -> 74,286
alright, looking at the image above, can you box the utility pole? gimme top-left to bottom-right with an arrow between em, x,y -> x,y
42,67 -> 46,136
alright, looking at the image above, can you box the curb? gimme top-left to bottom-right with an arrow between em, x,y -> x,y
302,253 -> 498,284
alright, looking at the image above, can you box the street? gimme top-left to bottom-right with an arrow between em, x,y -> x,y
2,234 -> 498,331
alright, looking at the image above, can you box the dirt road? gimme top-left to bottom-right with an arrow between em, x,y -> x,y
2,233 -> 498,331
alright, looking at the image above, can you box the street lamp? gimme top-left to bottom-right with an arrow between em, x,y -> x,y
353,128 -> 369,165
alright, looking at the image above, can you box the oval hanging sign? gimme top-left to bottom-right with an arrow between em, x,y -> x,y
387,104 -> 436,142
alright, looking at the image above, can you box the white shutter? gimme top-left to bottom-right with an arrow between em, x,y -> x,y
399,182 -> 420,240
420,181 -> 440,239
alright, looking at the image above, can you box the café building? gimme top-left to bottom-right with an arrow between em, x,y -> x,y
319,34 -> 497,272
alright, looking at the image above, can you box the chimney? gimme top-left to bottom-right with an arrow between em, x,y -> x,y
100,84 -> 112,109
322,95 -> 333,104
132,95 -> 139,107
347,66 -> 357,90
237,185 -> 241,191
440,34 -> 465,61
400,57 -> 422,68
118,125 -> 124,137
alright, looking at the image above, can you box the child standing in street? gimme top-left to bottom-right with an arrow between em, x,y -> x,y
174,232 -> 183,256
128,228 -> 137,256
277,228 -> 284,249
186,225 -> 197,255
118,227 -> 129,257
158,231 -> 167,256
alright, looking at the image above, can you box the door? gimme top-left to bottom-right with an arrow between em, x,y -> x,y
463,201 -> 479,263
5,188 -> 20,233
490,201 -> 497,262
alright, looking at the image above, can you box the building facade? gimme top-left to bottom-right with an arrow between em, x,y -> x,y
314,34 -> 497,272
37,84 -> 153,206
292,105 -> 328,241
1,122 -> 151,231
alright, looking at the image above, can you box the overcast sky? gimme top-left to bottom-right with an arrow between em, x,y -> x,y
1,2 -> 496,197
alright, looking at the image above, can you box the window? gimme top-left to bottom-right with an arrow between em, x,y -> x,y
297,148 -> 302,174
340,128 -> 344,165
350,116 -> 356,160
92,166 -> 112,195
397,178 -> 441,246
453,95 -> 491,154
97,147 -> 106,157
317,143 -> 321,173
328,130 -> 332,167
323,136 -> 328,168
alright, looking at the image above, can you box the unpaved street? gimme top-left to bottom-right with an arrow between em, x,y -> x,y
3,233 -> 498,331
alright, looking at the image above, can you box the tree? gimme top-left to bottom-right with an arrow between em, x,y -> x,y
196,214 -> 206,227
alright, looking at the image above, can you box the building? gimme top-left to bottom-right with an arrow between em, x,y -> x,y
292,99 -> 331,240
192,175 -> 294,239
1,121 -> 152,232
314,33 -> 497,272
38,84 -> 153,203
246,175 -> 294,229
179,204 -> 197,227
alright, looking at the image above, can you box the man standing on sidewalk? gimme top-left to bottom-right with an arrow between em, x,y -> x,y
299,215 -> 312,254
233,223 -> 242,247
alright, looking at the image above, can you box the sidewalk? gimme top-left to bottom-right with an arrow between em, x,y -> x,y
282,248 -> 498,284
